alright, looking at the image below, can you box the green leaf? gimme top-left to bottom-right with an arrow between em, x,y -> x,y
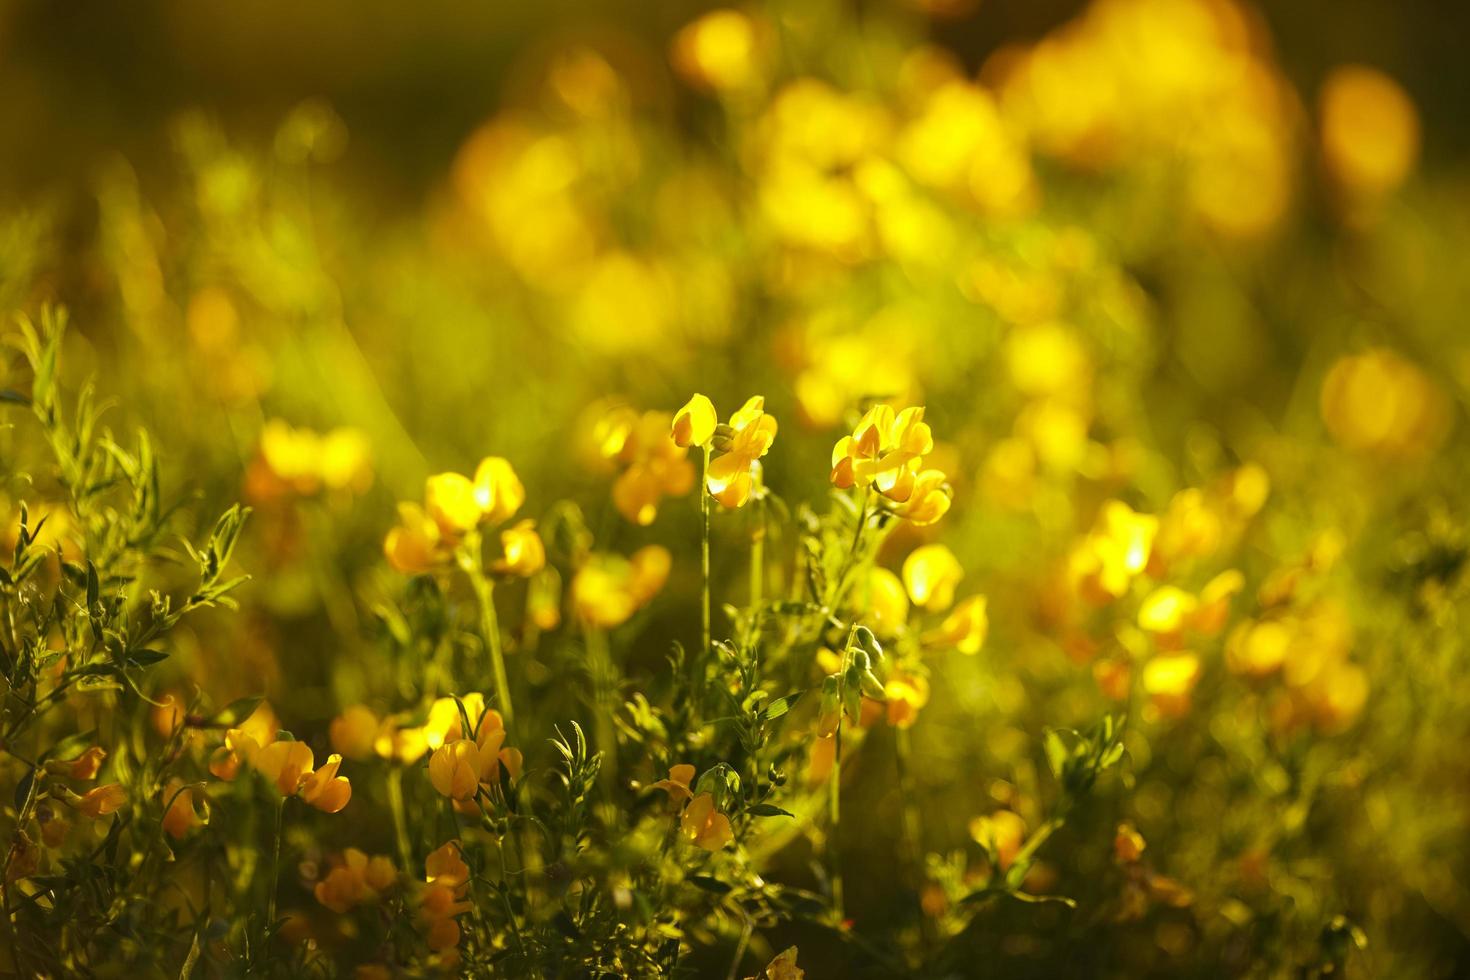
760,690 -> 805,721
210,695 -> 264,727
687,875 -> 732,894
747,803 -> 794,818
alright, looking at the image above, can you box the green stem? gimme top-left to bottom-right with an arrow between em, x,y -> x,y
586,626 -> 617,799
750,468 -> 764,615
895,725 -> 933,950
387,766 -> 412,873
829,723 -> 844,924
469,561 -> 515,730
266,796 -> 286,926
696,443 -> 714,705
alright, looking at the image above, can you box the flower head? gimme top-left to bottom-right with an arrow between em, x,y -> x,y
671,393 -> 717,448
70,784 -> 126,820
651,763 -> 696,803
609,409 -> 695,525
923,594 -> 988,654
300,754 -> 352,813
428,739 -> 483,801
492,519 -> 546,576
680,792 -> 734,851
706,396 -> 778,508
903,544 -> 963,611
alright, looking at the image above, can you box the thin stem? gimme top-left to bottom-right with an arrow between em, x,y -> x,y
586,626 -> 617,799
266,796 -> 286,926
387,766 -> 413,873
700,445 -> 712,667
895,725 -> 934,951
750,468 -> 764,614
469,560 -> 515,730
829,723 -> 844,924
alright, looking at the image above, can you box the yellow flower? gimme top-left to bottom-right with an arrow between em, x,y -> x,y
1321,349 -> 1449,458
528,567 -> 563,631
970,809 -> 1026,870
671,10 -> 764,94
830,405 -> 934,501
472,456 -> 525,525
315,848 -> 397,913
1191,570 -> 1244,635
651,763 -> 696,803
1070,501 -> 1158,603
611,410 -> 695,525
672,393 -> 717,448
883,672 -> 929,729
1142,653 -> 1201,718
896,469 -> 951,526
384,502 -> 447,574
1320,65 -> 1419,197
299,754 -> 352,813
330,705 -> 382,761
161,779 -> 203,840
424,472 -> 481,538
71,783 -> 126,820
429,740 -> 483,801
47,746 -> 107,781
755,947 -> 805,980
923,594 -> 988,654
707,396 -> 777,508
680,792 -> 733,851
572,546 -> 671,629
492,519 -> 545,576
255,740 -> 316,796
1114,823 -> 1146,864
902,544 -> 963,611
858,567 -> 909,635
426,841 -> 470,890
1137,586 -> 1198,636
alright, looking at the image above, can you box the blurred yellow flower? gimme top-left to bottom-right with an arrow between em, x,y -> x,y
330,705 -> 382,761
1143,652 -> 1201,718
651,763 -> 696,803
970,809 -> 1026,870
923,594 -> 988,654
672,9 -> 765,94
425,472 -> 481,539
1321,348 -> 1449,458
1320,65 -> 1419,197
384,502 -> 448,574
902,544 -> 964,611
161,779 -> 203,840
609,410 -> 695,525
473,456 -> 526,526
1114,822 -> 1146,864
572,545 -> 671,629
681,792 -> 734,851
883,671 -> 929,728
315,849 -> 396,913
859,567 -> 910,635
493,519 -> 546,577
70,784 -> 126,820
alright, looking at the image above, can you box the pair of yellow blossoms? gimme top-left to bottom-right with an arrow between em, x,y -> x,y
426,707 -> 521,802
211,728 -> 352,813
672,393 -> 778,508
671,396 -> 952,526
385,456 -> 544,578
